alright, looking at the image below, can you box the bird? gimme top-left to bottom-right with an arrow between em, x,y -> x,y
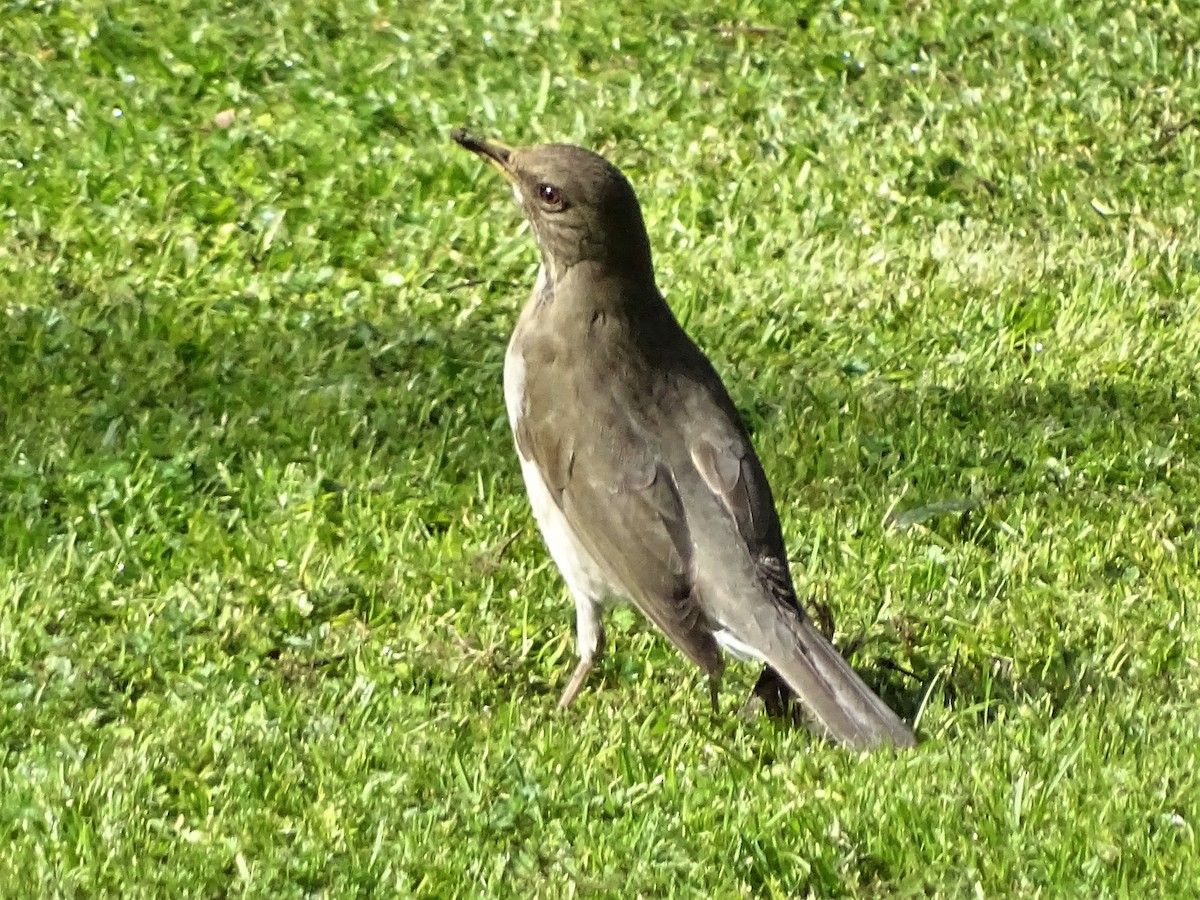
452,128 -> 916,750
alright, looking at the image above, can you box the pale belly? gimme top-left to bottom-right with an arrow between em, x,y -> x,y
503,336 -> 617,607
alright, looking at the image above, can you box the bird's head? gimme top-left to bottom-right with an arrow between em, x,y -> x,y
453,129 -> 654,284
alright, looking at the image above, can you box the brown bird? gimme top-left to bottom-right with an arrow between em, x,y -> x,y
453,129 -> 915,749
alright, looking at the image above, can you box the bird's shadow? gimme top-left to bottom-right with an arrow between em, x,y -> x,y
734,365 -> 1197,736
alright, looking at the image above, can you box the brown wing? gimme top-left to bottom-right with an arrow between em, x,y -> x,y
516,379 -> 724,677
690,436 -> 769,546
688,419 -> 798,607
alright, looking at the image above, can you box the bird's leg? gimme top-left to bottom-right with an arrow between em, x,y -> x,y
558,595 -> 605,708
703,656 -> 726,713
559,659 -> 592,708
744,666 -> 805,726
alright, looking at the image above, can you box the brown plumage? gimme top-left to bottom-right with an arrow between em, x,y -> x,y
453,129 -> 916,750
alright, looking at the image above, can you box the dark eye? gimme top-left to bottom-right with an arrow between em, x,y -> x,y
536,183 -> 564,209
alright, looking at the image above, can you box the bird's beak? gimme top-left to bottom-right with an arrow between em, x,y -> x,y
452,128 -> 516,183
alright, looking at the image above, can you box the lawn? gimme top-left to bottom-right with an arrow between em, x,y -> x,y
2,0 -> 1199,895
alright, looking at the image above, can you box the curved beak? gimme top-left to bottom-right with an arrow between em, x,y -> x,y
452,128 -> 516,182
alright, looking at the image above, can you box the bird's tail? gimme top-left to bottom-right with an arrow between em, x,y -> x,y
753,609 -> 916,750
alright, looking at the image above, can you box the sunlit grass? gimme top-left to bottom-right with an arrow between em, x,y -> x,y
2,0 -> 1198,895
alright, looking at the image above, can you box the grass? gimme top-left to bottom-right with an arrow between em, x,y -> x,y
2,0 -> 1199,894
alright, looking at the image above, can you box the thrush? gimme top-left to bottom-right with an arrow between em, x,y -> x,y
452,128 -> 916,750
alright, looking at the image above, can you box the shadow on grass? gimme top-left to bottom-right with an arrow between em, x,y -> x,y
0,280 -> 515,543
4,290 -> 1194,737
763,370 -> 1198,734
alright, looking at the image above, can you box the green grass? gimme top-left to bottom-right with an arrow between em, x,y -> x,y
2,0 -> 1199,894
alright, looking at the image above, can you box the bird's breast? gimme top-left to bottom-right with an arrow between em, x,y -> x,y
504,324 -> 619,608
502,334 -> 527,433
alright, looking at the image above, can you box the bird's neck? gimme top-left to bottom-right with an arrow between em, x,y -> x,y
538,217 -> 656,288
530,256 -> 681,358
540,248 -> 656,297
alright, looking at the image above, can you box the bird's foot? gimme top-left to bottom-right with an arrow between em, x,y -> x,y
557,659 -> 593,709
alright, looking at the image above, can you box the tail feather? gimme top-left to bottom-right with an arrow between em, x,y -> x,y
757,611 -> 916,750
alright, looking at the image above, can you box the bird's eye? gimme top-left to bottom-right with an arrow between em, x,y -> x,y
536,183 -> 564,209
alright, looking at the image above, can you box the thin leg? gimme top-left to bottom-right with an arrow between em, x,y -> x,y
743,665 -> 805,725
558,594 -> 605,708
559,658 -> 593,708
